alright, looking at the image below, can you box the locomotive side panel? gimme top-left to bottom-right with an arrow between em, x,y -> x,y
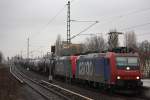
76,58 -> 94,81
55,57 -> 72,78
94,57 -> 105,83
103,58 -> 111,83
63,57 -> 72,78
71,56 -> 77,78
55,59 -> 65,76
76,54 -> 108,83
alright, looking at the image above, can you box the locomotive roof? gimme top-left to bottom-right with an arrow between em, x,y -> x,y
78,53 -> 106,58
114,52 -> 139,57
56,56 -> 70,60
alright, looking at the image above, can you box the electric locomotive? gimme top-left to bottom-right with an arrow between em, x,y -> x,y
53,47 -> 143,89
108,52 -> 143,88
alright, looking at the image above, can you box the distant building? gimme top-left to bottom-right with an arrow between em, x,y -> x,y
61,41 -> 83,56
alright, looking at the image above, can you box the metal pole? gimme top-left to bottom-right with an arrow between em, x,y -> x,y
27,37 -> 29,59
20,50 -> 22,58
67,1 -> 71,45
108,31 -> 123,50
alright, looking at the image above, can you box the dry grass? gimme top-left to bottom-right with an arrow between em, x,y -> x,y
0,64 -> 20,100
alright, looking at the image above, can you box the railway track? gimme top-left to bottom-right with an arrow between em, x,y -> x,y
10,64 -> 94,100
40,80 -> 94,100
15,64 -> 150,100
10,65 -> 65,100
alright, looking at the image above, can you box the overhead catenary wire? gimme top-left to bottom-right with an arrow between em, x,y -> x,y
30,5 -> 66,38
26,1 -> 75,58
71,20 -> 98,22
120,22 -> 150,31
79,33 -> 96,36
28,1 -> 150,48
137,32 -> 150,36
70,21 -> 99,39
30,1 -> 150,39
96,7 -> 150,27
119,7 -> 150,17
19,1 -> 150,58
69,7 -> 150,38
31,0 -> 76,39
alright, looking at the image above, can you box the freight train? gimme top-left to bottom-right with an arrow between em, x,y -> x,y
54,52 -> 142,88
15,49 -> 143,89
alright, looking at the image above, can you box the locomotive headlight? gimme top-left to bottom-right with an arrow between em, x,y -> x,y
136,76 -> 140,80
126,67 -> 130,70
117,76 -> 121,79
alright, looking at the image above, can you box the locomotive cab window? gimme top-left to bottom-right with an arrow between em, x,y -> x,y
116,57 -> 127,66
116,57 -> 139,69
128,57 -> 138,66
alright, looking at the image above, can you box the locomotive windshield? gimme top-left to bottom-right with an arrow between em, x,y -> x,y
128,57 -> 138,66
116,57 -> 139,69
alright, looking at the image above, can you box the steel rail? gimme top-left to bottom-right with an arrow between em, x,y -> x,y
10,65 -> 24,83
11,65 -> 58,100
15,65 -> 69,100
41,80 -> 94,100
15,65 -> 93,100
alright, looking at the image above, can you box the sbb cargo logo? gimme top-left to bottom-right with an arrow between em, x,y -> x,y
78,61 -> 93,76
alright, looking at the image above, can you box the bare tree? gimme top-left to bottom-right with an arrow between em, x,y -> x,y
138,40 -> 150,65
55,34 -> 62,56
0,51 -> 3,63
83,35 -> 107,52
138,40 -> 150,78
124,31 -> 137,49
139,40 -> 150,52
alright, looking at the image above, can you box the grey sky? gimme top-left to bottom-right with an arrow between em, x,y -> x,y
0,0 -> 150,58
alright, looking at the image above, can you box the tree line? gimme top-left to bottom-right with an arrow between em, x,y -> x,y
55,31 -> 150,56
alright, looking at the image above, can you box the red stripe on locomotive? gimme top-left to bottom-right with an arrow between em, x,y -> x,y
71,56 -> 77,78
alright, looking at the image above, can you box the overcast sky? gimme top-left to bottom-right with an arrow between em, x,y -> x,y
0,0 -> 150,58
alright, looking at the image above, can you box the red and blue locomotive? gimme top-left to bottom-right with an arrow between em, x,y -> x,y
53,50 -> 143,88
